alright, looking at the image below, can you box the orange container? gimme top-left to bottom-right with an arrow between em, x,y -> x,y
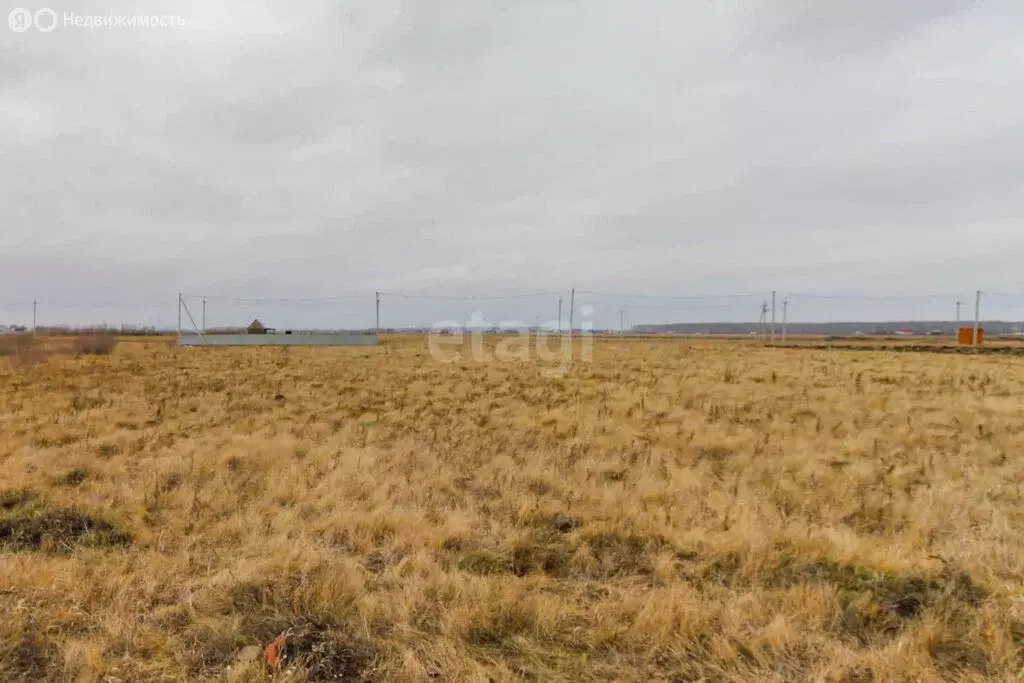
958,327 -> 983,345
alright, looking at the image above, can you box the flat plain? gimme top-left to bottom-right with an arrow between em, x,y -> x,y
1,335 -> 1023,682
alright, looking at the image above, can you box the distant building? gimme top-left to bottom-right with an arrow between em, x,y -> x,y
247,319 -> 267,335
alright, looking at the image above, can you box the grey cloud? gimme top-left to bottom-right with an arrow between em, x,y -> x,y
742,0 -> 971,58
1,0 -> 1023,329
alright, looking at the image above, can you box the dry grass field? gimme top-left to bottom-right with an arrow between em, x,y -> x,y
1,335 -> 1023,682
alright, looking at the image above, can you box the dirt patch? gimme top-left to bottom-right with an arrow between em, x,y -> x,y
0,509 -> 131,552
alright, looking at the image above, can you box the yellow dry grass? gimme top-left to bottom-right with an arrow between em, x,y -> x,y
1,335 -> 1022,682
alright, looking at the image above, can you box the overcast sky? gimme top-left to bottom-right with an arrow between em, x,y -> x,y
2,0 -> 1023,328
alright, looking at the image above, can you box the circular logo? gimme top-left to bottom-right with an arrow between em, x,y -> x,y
8,8 -> 32,32
34,8 -> 57,32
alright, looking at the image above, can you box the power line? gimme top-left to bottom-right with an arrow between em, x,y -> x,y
785,292 -> 966,301
26,302 -> 175,309
588,301 -> 766,312
573,289 -> 764,300
181,294 -> 370,303
378,291 -> 558,300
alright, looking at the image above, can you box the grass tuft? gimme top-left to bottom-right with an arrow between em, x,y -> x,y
0,509 -> 131,553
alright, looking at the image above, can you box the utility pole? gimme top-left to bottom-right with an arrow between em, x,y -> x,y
956,300 -> 963,324
375,290 -> 380,337
32,299 -> 37,337
770,290 -> 776,344
973,290 -> 981,346
557,297 -> 563,333
202,296 -> 206,334
619,307 -> 625,335
759,301 -> 768,341
782,297 -> 788,341
177,293 -> 182,343
568,289 -> 575,333
568,288 -> 575,353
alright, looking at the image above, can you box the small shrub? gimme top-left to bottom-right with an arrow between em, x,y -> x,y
71,334 -> 118,356
0,334 -> 34,357
0,334 -> 47,366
